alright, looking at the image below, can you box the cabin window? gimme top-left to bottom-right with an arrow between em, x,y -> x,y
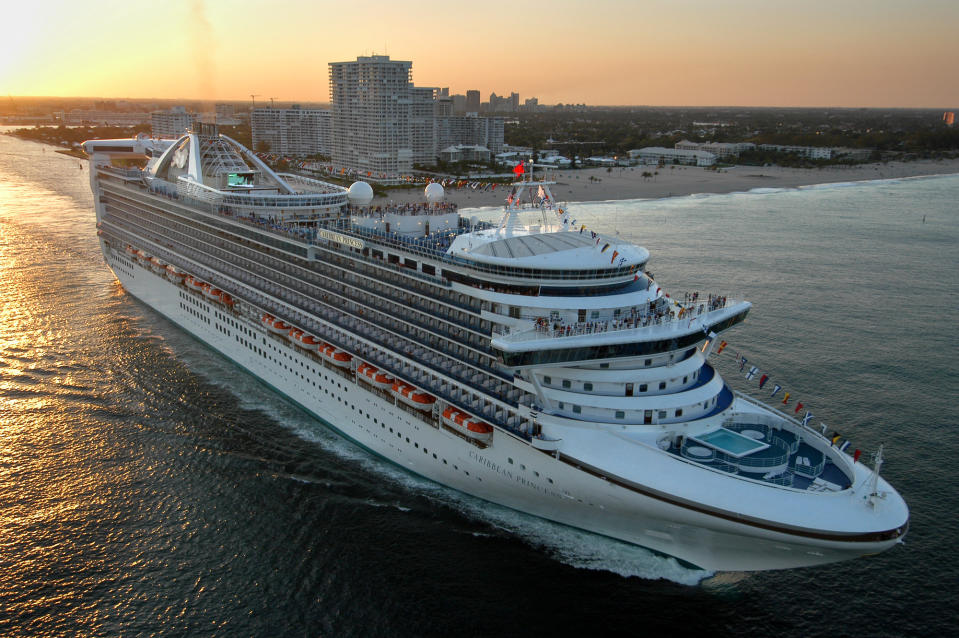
675,409 -> 683,417
645,359 -> 652,366
658,410 -> 667,419
543,375 -> 552,385
683,376 -> 688,384
639,384 -> 648,392
615,411 -> 625,419
583,382 -> 593,391
509,306 -> 521,318
659,382 -> 667,390
590,311 -> 600,319
562,380 -> 571,389
573,405 -> 582,414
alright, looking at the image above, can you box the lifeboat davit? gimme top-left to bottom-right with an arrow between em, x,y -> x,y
319,344 -> 352,368
187,276 -> 205,291
391,381 -> 435,411
442,407 -> 493,441
220,293 -> 234,307
203,287 -> 223,301
125,245 -> 137,256
136,250 -> 150,264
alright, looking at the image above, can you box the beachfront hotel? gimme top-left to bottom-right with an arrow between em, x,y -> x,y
251,106 -> 332,156
327,55 -> 504,180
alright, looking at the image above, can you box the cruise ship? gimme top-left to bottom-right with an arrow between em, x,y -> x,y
83,124 -> 908,572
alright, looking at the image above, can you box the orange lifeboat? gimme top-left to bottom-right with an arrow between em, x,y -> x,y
357,363 -> 378,384
149,257 -> 166,274
391,381 -> 435,411
288,327 -> 304,342
165,264 -> 186,282
187,277 -> 205,291
371,370 -> 394,390
125,245 -> 137,256
442,407 -> 493,441
204,286 -> 223,301
297,333 -> 322,350
261,313 -> 275,328
220,293 -> 235,307
319,344 -> 352,368
269,319 -> 291,335
136,250 -> 150,264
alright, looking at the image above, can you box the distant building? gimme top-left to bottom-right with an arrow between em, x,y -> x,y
63,110 -> 150,126
629,147 -> 716,167
439,144 -> 491,164
436,114 -> 505,156
465,90 -> 480,114
251,106 -> 331,156
758,144 -> 832,160
675,140 -> 755,158
214,103 -> 242,125
329,55 -> 419,178
151,106 -> 196,138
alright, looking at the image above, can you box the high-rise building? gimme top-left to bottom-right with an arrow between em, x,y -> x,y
465,90 -> 480,114
251,106 -> 331,156
151,106 -> 196,139
329,55 -> 418,177
436,114 -> 505,155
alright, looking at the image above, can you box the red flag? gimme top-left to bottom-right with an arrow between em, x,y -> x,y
513,162 -> 525,177
853,449 -> 862,463
716,341 -> 727,354
794,402 -> 803,414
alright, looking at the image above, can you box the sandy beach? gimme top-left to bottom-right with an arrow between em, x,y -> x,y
373,158 -> 959,208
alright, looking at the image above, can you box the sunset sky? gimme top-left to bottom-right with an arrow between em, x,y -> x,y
2,0 -> 957,107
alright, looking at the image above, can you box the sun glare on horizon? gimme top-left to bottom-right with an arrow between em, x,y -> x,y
1,0 -> 958,107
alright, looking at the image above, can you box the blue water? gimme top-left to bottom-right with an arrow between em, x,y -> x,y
1,129 -> 957,636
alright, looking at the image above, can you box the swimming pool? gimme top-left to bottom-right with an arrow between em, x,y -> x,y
692,428 -> 769,458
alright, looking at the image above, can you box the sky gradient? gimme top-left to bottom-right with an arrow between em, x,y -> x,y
2,0 -> 957,107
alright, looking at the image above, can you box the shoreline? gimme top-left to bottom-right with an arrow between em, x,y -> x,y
6,130 -> 955,207
374,158 -> 959,207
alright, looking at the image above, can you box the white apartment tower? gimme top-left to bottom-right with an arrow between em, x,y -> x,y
151,106 -> 197,139
330,55 -> 429,178
252,106 -> 332,156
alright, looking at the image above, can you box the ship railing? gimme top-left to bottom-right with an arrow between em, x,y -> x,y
99,166 -> 144,180
275,173 -> 346,195
728,390 -> 857,479
493,303 -> 741,343
175,175 -> 347,209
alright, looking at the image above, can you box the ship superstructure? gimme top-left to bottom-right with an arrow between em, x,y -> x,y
83,126 -> 908,572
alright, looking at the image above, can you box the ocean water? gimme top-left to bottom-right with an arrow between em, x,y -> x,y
1,129 -> 957,637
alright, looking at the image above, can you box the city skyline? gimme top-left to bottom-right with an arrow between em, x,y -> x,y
2,0 -> 958,108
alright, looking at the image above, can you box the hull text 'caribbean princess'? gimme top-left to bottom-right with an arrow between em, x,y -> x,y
83,125 -> 908,572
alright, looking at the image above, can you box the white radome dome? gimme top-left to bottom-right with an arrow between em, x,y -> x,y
424,182 -> 445,203
348,181 -> 374,205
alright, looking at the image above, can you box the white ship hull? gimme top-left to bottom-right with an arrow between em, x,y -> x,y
103,243 -> 901,571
